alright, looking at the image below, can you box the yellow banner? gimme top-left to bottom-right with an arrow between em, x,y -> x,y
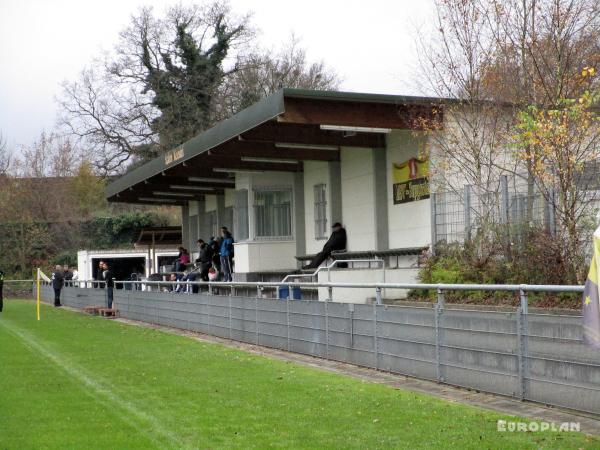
393,157 -> 430,204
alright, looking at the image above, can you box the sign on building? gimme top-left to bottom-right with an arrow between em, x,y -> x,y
393,157 -> 430,204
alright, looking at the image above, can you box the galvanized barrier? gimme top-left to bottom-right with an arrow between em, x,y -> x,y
38,280 -> 600,416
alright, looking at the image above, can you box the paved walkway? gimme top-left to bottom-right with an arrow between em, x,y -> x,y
104,314 -> 600,436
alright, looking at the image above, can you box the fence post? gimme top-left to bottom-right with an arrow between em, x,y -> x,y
464,185 -> 472,242
327,286 -> 333,302
430,192 -> 438,256
435,288 -> 445,383
500,175 -> 509,224
255,297 -> 259,345
516,287 -> 529,400
375,286 -> 382,305
286,299 -> 291,352
228,290 -> 233,340
325,300 -> 330,359
373,303 -> 379,370
348,303 -> 355,348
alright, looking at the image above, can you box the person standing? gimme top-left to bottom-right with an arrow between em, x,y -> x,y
219,227 -> 234,282
63,265 -> 73,287
102,262 -> 115,309
51,265 -> 64,307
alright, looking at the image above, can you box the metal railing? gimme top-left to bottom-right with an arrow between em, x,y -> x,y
44,278 -> 584,304
281,258 -> 384,284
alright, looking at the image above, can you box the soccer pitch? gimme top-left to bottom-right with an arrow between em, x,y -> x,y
1,300 -> 596,449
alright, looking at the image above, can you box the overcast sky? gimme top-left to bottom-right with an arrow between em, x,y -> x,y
0,0 -> 435,149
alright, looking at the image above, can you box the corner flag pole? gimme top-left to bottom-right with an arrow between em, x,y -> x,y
36,268 -> 41,321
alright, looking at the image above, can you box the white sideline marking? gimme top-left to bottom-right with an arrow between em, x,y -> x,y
0,318 -> 192,450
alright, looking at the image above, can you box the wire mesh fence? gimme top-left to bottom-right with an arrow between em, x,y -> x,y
432,175 -> 600,249
2,280 -> 34,298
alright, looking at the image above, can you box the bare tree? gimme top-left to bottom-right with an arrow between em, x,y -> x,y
0,132 -> 11,175
216,35 -> 341,118
58,2 -> 253,174
416,0 -> 513,226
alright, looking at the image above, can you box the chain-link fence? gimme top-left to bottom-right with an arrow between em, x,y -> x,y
431,175 -> 599,248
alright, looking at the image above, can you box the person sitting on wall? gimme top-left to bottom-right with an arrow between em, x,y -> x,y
173,247 -> 191,272
304,222 -> 347,269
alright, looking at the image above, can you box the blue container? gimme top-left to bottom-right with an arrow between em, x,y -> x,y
278,285 -> 302,300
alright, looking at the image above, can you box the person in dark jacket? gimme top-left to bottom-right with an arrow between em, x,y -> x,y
101,262 -> 115,309
0,269 -> 4,313
209,236 -> 221,272
304,223 -> 347,269
195,240 -> 213,281
63,265 -> 73,287
51,265 -> 64,307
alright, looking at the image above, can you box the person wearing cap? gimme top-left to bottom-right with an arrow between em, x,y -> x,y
304,222 -> 347,269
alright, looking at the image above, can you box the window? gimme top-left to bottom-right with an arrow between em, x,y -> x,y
314,184 -> 328,239
254,188 -> 293,239
234,190 -> 249,241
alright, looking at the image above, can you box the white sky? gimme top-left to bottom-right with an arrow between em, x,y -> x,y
0,0 -> 435,148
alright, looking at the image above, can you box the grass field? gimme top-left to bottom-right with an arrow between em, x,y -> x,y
1,300 -> 597,449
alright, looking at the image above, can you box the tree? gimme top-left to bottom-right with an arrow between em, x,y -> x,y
58,3 -> 340,174
0,132 -> 11,175
59,2 -> 252,173
216,36 -> 341,117
514,71 -> 600,282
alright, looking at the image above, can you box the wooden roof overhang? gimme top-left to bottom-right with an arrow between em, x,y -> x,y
106,89 -> 446,205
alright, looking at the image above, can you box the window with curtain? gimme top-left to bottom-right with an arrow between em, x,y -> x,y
313,184 -> 328,239
253,189 -> 293,239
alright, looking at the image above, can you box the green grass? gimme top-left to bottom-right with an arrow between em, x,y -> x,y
0,300 -> 597,450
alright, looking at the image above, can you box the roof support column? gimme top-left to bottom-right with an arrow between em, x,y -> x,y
216,194 -> 226,230
373,147 -> 389,251
294,172 -> 306,269
181,203 -> 190,251
328,161 -> 342,225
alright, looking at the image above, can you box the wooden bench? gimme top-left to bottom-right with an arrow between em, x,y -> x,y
83,306 -> 103,315
98,308 -> 118,318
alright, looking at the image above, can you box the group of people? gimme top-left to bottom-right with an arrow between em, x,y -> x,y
196,227 -> 235,282
50,264 -> 79,307
52,262 -> 114,308
168,227 -> 235,291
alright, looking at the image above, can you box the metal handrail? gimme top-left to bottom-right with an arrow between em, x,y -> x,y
41,278 -> 584,292
281,258 -> 384,283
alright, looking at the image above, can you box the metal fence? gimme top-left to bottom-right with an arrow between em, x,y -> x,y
38,280 -> 600,416
431,175 -> 559,245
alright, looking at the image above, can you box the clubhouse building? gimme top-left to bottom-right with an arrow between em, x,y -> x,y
106,89 -> 447,301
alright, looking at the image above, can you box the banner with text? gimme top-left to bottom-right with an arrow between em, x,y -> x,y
393,157 -> 430,205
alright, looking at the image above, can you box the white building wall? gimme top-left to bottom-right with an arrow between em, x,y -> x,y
188,200 -> 199,216
224,189 -> 234,207
234,241 -> 297,273
386,130 -> 432,249
205,195 -> 217,212
317,267 -> 420,303
340,147 -> 376,251
303,161 -> 331,254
